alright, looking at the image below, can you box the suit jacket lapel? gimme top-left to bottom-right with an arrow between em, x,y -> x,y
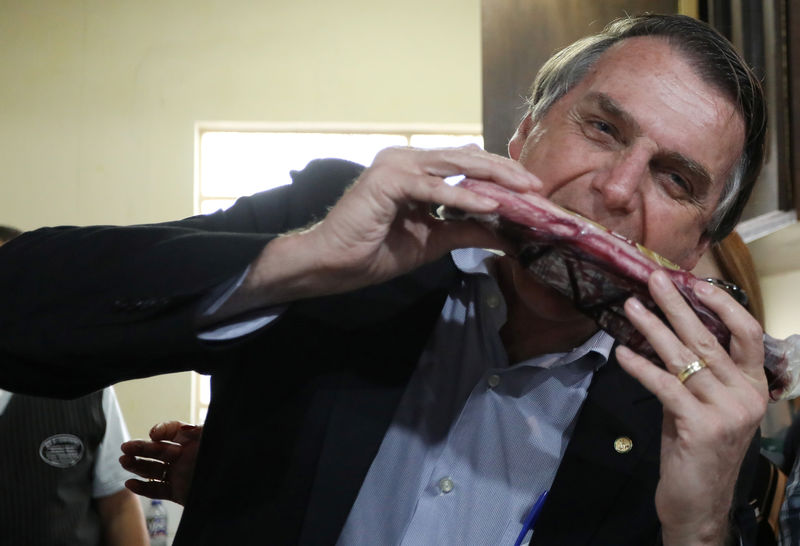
532,354 -> 663,545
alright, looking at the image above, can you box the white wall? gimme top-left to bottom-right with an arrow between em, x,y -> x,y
0,0 -> 481,230
0,0 -> 481,445
762,271 -> 800,340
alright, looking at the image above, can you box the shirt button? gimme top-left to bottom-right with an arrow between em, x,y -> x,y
485,293 -> 501,309
614,436 -> 633,454
487,374 -> 501,388
438,477 -> 455,494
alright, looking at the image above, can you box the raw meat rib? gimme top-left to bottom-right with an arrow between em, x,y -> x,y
441,179 -> 800,400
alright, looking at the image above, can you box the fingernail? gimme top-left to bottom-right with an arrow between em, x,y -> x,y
695,280 -> 714,295
180,424 -> 198,431
626,297 -> 644,313
616,345 -> 633,358
650,270 -> 671,288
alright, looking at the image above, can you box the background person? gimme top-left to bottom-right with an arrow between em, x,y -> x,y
119,421 -> 202,507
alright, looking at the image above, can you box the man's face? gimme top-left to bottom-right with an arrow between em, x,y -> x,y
509,36 -> 745,270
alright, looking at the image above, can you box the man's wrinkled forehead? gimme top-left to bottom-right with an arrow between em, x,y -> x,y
569,38 -> 743,178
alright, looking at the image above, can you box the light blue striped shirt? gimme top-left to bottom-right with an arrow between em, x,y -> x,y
338,248 -> 614,545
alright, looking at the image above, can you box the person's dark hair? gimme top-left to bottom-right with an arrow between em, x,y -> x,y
0,225 -> 22,245
527,13 -> 766,242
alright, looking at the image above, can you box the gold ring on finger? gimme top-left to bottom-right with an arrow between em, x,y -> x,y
677,359 -> 707,384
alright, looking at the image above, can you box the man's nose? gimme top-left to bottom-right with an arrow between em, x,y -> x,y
591,146 -> 650,213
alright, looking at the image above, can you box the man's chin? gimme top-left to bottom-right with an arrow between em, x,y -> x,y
505,259 -> 587,323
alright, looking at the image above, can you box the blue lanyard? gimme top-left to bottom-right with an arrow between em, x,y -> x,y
513,490 -> 549,546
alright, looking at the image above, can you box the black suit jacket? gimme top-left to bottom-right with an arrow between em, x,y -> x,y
0,159 -> 759,545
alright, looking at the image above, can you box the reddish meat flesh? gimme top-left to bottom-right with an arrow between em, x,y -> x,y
443,179 -> 797,400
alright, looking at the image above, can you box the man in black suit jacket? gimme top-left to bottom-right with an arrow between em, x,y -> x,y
0,14 -> 769,545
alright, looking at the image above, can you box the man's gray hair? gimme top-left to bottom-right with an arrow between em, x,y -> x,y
526,14 -> 766,242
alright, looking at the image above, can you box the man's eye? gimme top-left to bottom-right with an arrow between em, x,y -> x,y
591,120 -> 614,134
578,115 -> 621,144
668,172 -> 690,191
660,171 -> 696,201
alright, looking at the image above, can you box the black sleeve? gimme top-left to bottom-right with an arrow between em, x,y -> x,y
731,431 -> 774,546
0,158 -> 364,397
783,416 -> 800,475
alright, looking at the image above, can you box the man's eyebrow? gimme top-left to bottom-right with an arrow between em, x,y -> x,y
658,150 -> 713,195
585,92 -> 714,192
585,92 -> 640,134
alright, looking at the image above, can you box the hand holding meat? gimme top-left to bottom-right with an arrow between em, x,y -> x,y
619,274 -> 767,544
293,145 -> 537,289
220,146 -> 541,316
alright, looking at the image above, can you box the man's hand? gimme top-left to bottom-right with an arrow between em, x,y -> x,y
214,145 -> 541,319
616,270 -> 768,545
120,421 -> 203,506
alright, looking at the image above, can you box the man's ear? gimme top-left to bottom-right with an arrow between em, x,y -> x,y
508,113 -> 534,160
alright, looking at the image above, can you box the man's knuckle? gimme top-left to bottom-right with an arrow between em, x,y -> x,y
740,319 -> 763,343
694,332 -> 718,353
373,146 -> 406,164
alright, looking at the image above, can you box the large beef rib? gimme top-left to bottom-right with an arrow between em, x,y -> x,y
441,179 -> 800,401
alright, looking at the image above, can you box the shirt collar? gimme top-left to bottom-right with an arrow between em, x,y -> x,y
556,328 -> 615,368
0,389 -> 10,415
450,248 -> 615,370
451,247 -> 501,276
